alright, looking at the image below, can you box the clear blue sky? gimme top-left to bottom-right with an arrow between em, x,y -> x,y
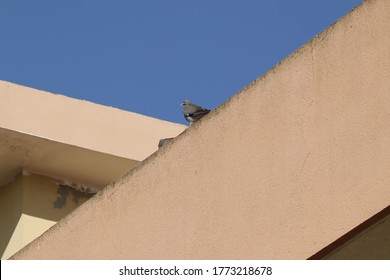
1,0 -> 363,125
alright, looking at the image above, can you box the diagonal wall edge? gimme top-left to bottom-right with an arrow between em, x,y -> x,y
12,0 -> 390,259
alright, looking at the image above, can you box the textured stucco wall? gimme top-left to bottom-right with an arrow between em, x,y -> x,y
12,0 -> 390,259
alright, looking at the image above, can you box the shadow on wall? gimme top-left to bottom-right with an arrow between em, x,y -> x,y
0,173 -> 95,258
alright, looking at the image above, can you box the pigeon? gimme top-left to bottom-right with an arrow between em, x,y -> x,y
181,100 -> 210,124
158,137 -> 174,149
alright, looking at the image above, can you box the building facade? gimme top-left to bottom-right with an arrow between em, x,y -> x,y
2,0 -> 390,260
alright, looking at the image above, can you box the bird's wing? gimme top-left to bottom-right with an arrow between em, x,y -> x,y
185,103 -> 208,115
190,109 -> 210,117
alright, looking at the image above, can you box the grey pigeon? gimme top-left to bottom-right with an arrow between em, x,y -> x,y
158,137 -> 174,149
181,100 -> 210,124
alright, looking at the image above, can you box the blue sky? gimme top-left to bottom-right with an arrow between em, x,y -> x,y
1,0 -> 363,125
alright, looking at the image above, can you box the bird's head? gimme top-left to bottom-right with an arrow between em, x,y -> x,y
181,99 -> 191,106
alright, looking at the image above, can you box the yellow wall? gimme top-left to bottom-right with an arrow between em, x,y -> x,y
0,174 -> 92,259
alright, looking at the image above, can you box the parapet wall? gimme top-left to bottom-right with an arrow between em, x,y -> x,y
12,0 -> 390,259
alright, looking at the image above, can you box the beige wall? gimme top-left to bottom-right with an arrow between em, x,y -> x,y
0,127 -> 139,190
12,0 -> 390,259
0,69 -> 185,259
0,174 -> 92,259
0,80 -> 186,161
